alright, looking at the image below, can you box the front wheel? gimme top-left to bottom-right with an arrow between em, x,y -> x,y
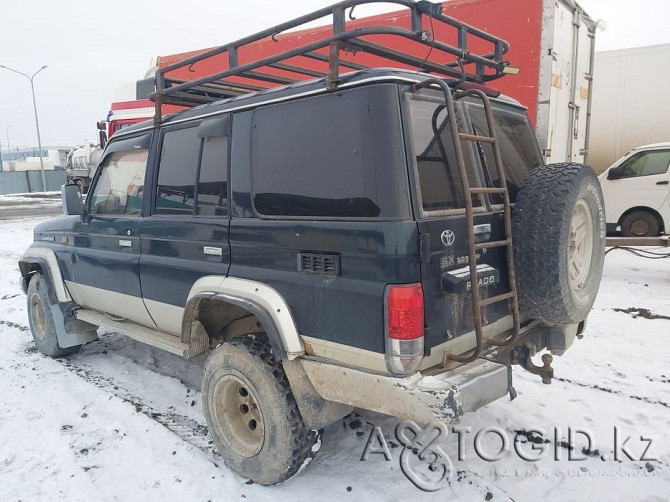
512,163 -> 606,324
620,210 -> 660,237
201,334 -> 320,485
26,274 -> 81,357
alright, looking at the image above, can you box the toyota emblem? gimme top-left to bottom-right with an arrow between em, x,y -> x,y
441,230 -> 455,247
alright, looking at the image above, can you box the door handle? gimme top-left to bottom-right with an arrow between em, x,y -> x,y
203,246 -> 223,256
119,239 -> 132,248
656,181 -> 669,185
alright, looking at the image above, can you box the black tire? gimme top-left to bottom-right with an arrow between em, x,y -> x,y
26,274 -> 81,357
512,163 -> 606,324
201,334 -> 320,485
620,210 -> 660,237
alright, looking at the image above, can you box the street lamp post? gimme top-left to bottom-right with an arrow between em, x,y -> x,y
5,125 -> 10,153
0,65 -> 48,191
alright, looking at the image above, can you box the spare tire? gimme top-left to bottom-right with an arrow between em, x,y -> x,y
512,163 -> 606,324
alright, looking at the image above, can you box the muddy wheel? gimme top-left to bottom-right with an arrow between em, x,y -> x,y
620,210 -> 660,238
201,334 -> 320,485
26,274 -> 81,357
512,163 -> 606,324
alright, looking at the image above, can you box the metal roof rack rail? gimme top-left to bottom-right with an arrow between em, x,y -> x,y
151,0 -> 513,122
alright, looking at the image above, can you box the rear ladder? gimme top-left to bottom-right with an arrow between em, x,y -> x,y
414,78 -> 521,364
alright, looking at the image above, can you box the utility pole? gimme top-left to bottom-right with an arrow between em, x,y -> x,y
0,65 -> 48,190
5,125 -> 11,154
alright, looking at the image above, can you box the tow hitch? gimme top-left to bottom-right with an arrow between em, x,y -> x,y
512,345 -> 554,384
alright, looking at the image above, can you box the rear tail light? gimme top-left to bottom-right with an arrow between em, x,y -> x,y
385,284 -> 425,375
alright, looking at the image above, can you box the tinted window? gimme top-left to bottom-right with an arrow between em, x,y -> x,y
89,149 -> 147,215
252,87 -> 406,218
156,127 -> 200,214
467,103 -> 543,203
619,150 -> 670,178
197,136 -> 228,216
408,96 -> 483,212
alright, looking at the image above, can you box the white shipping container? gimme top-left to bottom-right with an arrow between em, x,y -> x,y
589,43 -> 670,173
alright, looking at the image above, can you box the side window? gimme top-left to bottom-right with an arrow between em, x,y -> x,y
155,127 -> 200,214
251,88 -> 405,218
197,136 -> 228,216
88,149 -> 148,215
619,150 -> 670,178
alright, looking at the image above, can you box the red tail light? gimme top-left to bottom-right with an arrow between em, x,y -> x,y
386,284 -> 424,340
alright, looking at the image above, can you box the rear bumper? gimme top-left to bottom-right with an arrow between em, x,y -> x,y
300,357 -> 510,424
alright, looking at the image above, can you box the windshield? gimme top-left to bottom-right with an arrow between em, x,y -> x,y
407,92 -> 543,212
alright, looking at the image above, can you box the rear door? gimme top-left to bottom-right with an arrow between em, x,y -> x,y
139,117 -> 231,335
403,90 -> 543,354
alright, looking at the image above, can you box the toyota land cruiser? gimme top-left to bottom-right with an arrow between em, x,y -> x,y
18,0 -> 605,485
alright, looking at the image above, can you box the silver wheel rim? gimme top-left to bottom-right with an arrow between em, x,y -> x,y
29,292 -> 47,342
568,199 -> 594,292
212,374 -> 265,458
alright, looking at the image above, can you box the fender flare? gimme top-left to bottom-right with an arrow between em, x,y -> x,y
19,247 -> 72,302
20,249 -> 97,348
185,276 -> 305,361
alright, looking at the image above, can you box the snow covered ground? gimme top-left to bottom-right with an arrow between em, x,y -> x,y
1,208 -> 669,501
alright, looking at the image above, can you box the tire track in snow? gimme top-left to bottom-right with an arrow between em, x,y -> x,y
56,358 -> 220,460
14,334 -> 222,464
555,376 -> 670,409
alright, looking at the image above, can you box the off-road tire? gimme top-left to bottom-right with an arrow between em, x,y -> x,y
26,274 -> 81,357
201,334 -> 320,485
620,210 -> 660,238
512,163 -> 606,324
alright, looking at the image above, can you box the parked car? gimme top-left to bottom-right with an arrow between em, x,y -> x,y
599,142 -> 670,237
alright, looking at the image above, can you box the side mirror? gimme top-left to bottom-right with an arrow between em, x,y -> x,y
99,129 -> 108,150
607,166 -> 623,180
97,121 -> 108,149
61,184 -> 84,215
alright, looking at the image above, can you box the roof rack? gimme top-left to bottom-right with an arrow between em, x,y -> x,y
151,0 -> 512,122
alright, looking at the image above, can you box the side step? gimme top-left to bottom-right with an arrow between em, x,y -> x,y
75,309 -> 190,358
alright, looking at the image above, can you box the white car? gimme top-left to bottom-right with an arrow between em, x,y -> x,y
598,142 -> 670,237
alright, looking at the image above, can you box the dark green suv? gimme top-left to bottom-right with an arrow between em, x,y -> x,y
18,0 -> 606,486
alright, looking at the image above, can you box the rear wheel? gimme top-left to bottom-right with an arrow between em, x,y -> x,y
620,210 -> 660,237
201,334 -> 320,485
512,163 -> 606,324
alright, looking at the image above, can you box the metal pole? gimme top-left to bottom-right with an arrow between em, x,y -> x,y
4,125 -> 10,153
29,77 -> 47,191
0,64 -> 48,190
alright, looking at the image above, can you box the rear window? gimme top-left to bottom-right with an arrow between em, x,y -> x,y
251,85 -> 408,219
466,103 -> 543,203
407,95 -> 483,212
407,93 -> 542,212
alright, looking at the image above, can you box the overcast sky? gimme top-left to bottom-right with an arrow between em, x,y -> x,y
1,0 -> 669,149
